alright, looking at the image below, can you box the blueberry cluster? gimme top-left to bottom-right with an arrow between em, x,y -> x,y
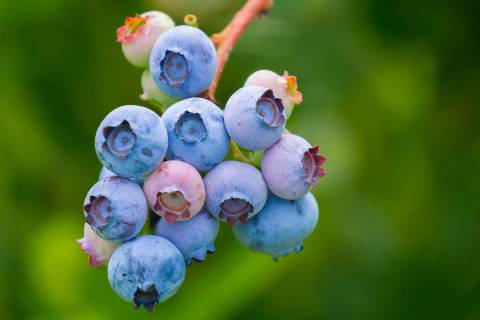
78,10 -> 326,312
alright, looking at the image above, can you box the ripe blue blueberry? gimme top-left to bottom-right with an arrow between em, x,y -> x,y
154,208 -> 219,265
233,193 -> 319,260
95,105 -> 168,178
261,133 -> 326,200
203,160 -> 267,224
150,25 -> 217,98
224,85 -> 286,150
108,235 -> 186,311
83,177 -> 147,242
161,98 -> 230,171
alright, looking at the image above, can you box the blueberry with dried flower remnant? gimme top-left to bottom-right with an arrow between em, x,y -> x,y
233,192 -> 319,260
245,69 -> 302,119
143,160 -> 205,223
261,134 -> 326,200
155,208 -> 219,265
95,105 -> 168,178
161,98 -> 230,172
83,177 -> 147,241
224,85 -> 285,150
108,235 -> 185,311
77,223 -> 119,267
150,25 -> 217,98
203,160 -> 267,224
116,11 -> 175,68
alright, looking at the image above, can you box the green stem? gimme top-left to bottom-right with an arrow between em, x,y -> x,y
229,141 -> 251,163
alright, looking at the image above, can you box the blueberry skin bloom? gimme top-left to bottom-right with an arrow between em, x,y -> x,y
95,105 -> 168,178
108,235 -> 186,311
143,160 -> 205,223
203,161 -> 268,224
150,25 -> 217,98
233,193 -> 319,260
83,177 -> 147,242
261,134 -> 327,200
161,98 -> 230,172
224,85 -> 286,150
154,208 -> 219,265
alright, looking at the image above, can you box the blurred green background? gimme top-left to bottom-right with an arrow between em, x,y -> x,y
1,0 -> 479,319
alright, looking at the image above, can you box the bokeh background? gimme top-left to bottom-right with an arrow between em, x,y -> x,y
1,0 -> 479,319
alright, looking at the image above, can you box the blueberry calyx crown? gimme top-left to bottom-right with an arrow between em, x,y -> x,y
302,146 -> 327,185
84,195 -> 112,231
133,284 -> 160,312
160,50 -> 189,88
154,191 -> 191,222
116,15 -> 148,43
283,71 -> 303,106
256,89 -> 285,127
219,198 -> 252,224
102,120 -> 136,159
174,111 -> 207,143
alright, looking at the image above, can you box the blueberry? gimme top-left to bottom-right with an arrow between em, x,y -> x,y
117,11 -> 175,68
95,105 -> 168,178
261,134 -> 326,200
77,223 -> 119,267
143,160 -> 205,223
244,70 -> 303,119
154,208 -> 219,265
150,25 -> 217,98
233,193 -> 319,260
140,70 -> 179,111
224,86 -> 285,150
83,177 -> 147,241
108,235 -> 186,311
99,166 -> 146,186
161,98 -> 230,171
203,161 -> 267,224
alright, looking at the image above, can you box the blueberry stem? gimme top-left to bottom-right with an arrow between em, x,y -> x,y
204,0 -> 273,102
228,141 -> 252,164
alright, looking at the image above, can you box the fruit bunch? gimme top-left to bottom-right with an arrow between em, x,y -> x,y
78,8 -> 326,312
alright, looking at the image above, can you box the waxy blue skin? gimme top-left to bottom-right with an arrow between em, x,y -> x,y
99,166 -> 146,185
154,208 -> 219,265
233,193 -> 319,260
203,161 -> 268,223
150,26 -> 217,98
161,98 -> 230,172
262,134 -> 316,200
83,177 -> 147,242
108,235 -> 186,311
95,105 -> 168,178
224,85 -> 285,150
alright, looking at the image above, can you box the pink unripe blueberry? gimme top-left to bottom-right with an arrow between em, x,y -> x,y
77,223 -> 119,267
245,70 -> 302,119
116,11 -> 175,68
144,160 -> 205,223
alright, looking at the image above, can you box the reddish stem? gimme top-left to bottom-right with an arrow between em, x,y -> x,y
205,0 -> 273,102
